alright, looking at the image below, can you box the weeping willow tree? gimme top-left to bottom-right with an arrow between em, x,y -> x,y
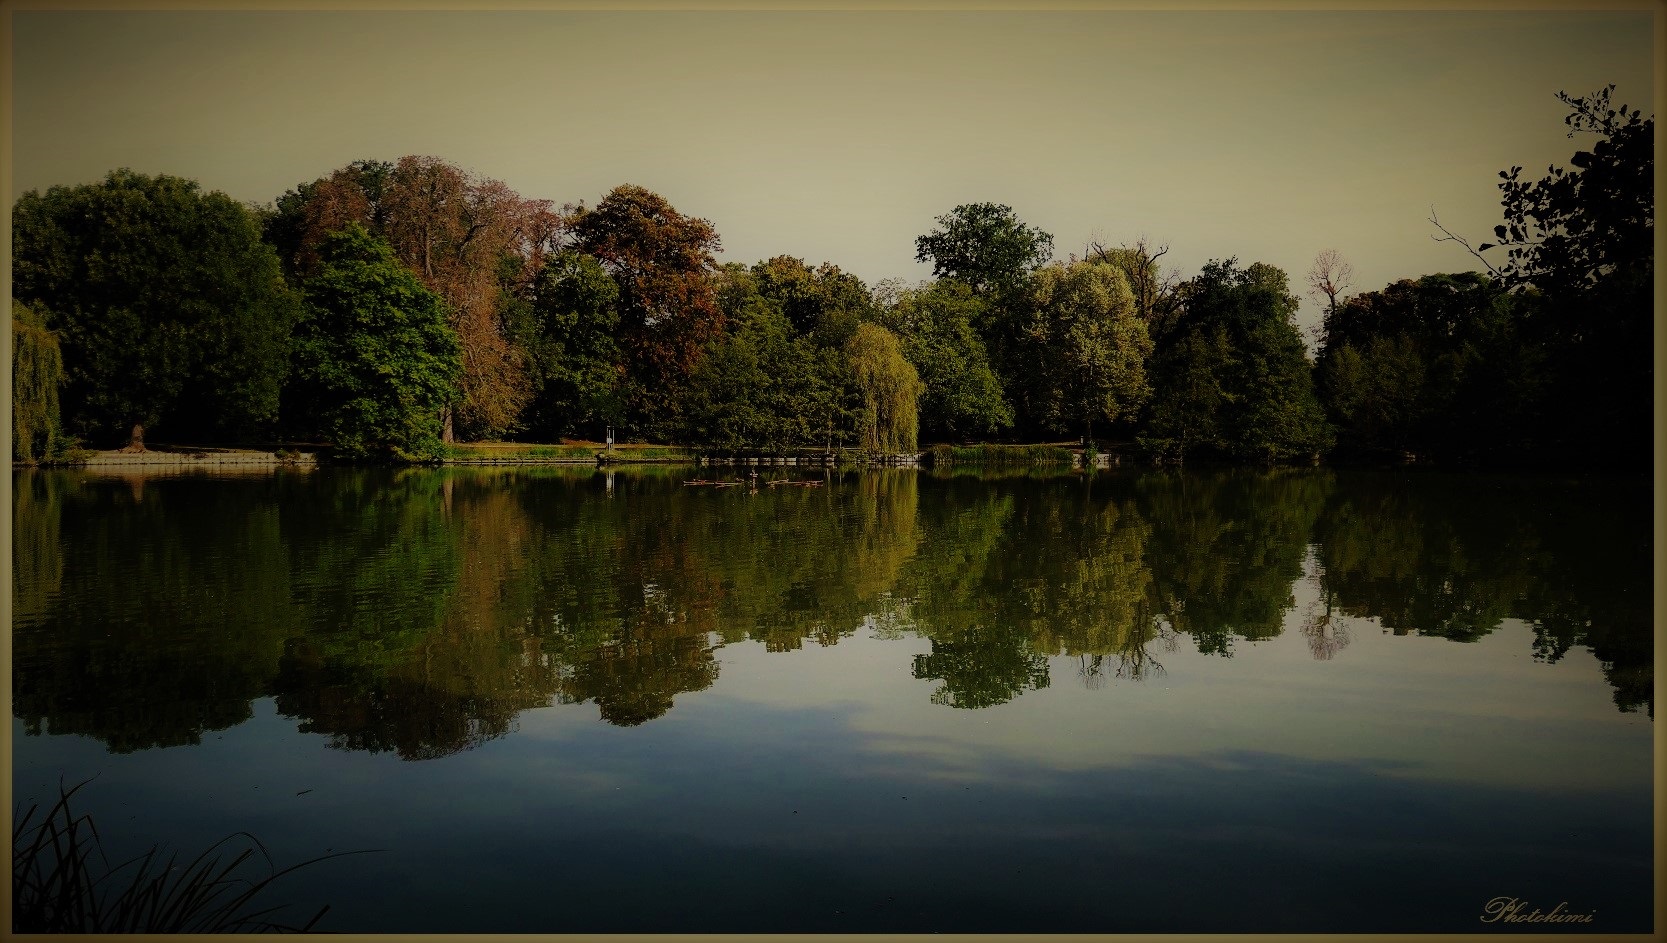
845,322 -> 923,454
12,301 -> 65,463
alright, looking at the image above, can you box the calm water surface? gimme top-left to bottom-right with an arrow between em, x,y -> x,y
9,465 -> 1654,932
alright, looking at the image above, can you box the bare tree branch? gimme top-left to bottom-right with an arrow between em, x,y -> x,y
1306,248 -> 1355,310
1428,206 -> 1502,276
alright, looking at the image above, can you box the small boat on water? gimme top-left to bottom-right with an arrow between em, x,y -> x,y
682,479 -> 743,487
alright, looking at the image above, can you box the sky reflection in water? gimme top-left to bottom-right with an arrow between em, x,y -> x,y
9,465 -> 1652,932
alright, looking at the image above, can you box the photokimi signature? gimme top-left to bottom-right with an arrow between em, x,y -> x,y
1480,896 -> 1596,925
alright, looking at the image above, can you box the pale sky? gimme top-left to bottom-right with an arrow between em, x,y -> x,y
5,6 -> 1655,339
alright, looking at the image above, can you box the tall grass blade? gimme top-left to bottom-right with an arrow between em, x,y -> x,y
13,779 -> 377,933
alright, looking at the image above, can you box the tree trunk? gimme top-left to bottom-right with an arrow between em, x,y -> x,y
441,408 -> 455,444
121,423 -> 146,453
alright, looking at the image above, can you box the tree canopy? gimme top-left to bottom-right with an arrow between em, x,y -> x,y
287,224 -> 462,460
1482,84 -> 1653,298
878,279 -> 1012,440
12,169 -> 301,446
846,322 -> 924,454
1021,261 -> 1153,441
571,184 -> 725,440
1146,259 -> 1331,462
11,301 -> 66,462
517,250 -> 625,441
267,156 -> 560,440
914,202 -> 1054,296
11,82 -> 1645,468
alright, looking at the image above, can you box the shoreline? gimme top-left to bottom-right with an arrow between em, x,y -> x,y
12,442 -> 1643,476
23,448 -> 320,470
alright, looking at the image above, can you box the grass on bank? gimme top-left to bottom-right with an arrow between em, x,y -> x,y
12,780 -> 370,934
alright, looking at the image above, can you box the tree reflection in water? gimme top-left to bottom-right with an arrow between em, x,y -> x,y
9,465 -> 1652,761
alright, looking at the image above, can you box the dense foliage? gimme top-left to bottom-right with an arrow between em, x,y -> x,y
877,279 -> 1011,440
515,250 -> 625,441
846,323 -> 924,454
11,301 -> 66,462
12,169 -> 301,446
266,156 -> 559,441
1315,273 -> 1534,460
1145,260 -> 1331,462
287,225 -> 462,460
569,184 -> 726,441
8,85 -> 1647,466
914,202 -> 1054,296
1317,85 -> 1653,466
1019,261 -> 1153,441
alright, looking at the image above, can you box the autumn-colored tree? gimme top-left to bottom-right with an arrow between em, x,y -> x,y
267,157 -> 560,441
379,157 -> 541,439
570,185 -> 725,439
265,159 -> 394,281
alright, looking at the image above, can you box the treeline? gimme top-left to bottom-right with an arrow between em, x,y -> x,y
10,87 -> 1650,466
1316,90 -> 1653,467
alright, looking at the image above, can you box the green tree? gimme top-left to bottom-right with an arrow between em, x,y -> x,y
288,224 -> 462,459
1089,237 -> 1178,328
1317,335 -> 1424,454
1436,85 -> 1653,466
684,264 -> 846,451
11,301 -> 66,463
845,322 -> 923,454
751,255 -> 871,344
12,169 -> 302,446
913,205 -> 1058,435
1315,273 -> 1537,460
1141,326 -> 1231,461
1144,259 -> 1331,462
914,202 -> 1054,296
1022,261 -> 1153,442
518,251 -> 625,440
879,279 -> 1013,440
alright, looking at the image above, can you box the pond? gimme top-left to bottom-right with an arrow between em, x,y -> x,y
9,464 -> 1654,933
